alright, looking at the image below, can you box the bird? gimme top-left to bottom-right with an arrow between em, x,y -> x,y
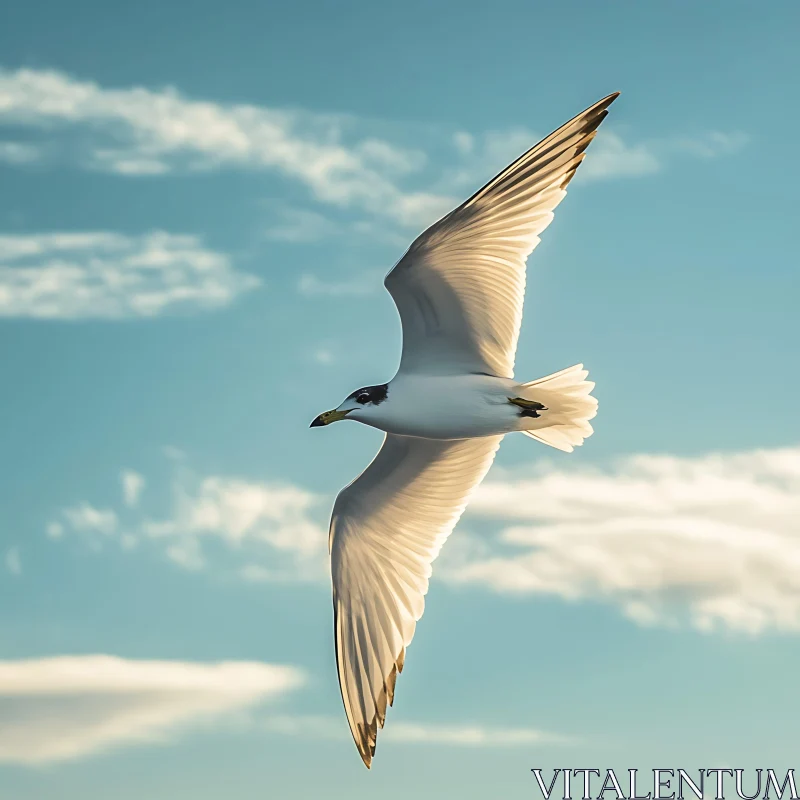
310,92 -> 619,768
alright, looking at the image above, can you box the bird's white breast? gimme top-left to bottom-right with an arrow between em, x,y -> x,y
359,373 -> 521,439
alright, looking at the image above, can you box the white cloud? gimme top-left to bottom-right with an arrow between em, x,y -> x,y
0,230 -> 260,320
297,271 -> 379,297
52,466 -> 329,582
0,68 -> 444,229
262,714 -> 568,747
443,126 -> 658,192
311,347 -> 336,365
121,470 -> 145,508
383,721 -> 570,747
165,538 -> 205,571
62,503 -> 118,536
54,504 -> 117,553
263,205 -> 409,247
579,130 -> 661,179
452,131 -> 474,156
4,547 -> 21,576
0,140 -> 40,164
143,475 -> 328,580
444,445 -> 800,634
46,521 -> 64,539
0,68 -> 746,238
450,125 -> 747,190
264,207 -> 338,243
669,130 -> 749,159
355,137 -> 426,174
151,477 -> 325,552
49,444 -> 800,635
0,655 -> 305,764
2,653 -> 554,764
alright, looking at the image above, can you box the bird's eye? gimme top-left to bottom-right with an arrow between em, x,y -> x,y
356,393 -> 371,405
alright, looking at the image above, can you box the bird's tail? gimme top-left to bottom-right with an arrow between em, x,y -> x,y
512,364 -> 598,452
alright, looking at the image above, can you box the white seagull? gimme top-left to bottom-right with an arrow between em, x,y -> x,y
311,92 -> 619,768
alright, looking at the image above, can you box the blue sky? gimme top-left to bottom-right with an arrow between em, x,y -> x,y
1,1 -> 799,797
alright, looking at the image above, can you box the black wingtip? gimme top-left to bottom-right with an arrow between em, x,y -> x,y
592,91 -> 621,112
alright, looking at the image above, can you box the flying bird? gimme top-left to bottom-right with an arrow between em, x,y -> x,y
310,92 -> 619,768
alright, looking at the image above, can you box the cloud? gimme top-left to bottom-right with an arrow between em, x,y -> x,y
0,230 -> 260,320
52,503 -> 118,553
0,653 -> 558,764
311,347 -> 336,365
579,131 -> 661,179
382,721 -> 571,747
51,465 -> 329,582
62,503 -> 118,536
0,68 -> 445,229
263,205 -> 408,247
0,68 -> 747,238
165,538 -> 205,571
0,655 -> 305,764
4,547 -> 21,576
121,470 -> 145,508
143,474 -> 328,580
0,140 -> 40,164
46,521 -> 64,540
49,445 -> 800,634
297,271 -> 379,297
263,207 -> 339,244
262,714 -> 569,747
449,126 -> 746,189
669,130 -> 749,159
444,445 -> 800,634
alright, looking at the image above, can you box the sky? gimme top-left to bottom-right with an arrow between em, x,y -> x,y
1,1 -> 799,798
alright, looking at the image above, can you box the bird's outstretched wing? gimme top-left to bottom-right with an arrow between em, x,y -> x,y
385,92 -> 619,379
329,433 -> 502,767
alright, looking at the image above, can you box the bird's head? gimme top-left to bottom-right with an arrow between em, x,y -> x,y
310,383 -> 389,428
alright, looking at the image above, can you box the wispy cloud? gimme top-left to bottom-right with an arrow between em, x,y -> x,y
47,444 -> 799,634
121,470 -> 145,508
50,464 -> 328,581
0,140 -> 40,164
668,130 -> 750,159
579,131 -> 662,179
263,207 -> 339,244
297,272 -> 379,297
446,445 -> 800,634
0,230 -> 260,319
0,653 -> 563,765
262,714 -> 570,748
164,538 -> 205,571
0,68 -> 446,229
0,68 -> 748,238
0,655 -> 305,764
46,521 -> 64,540
311,347 -> 336,365
382,721 -> 571,747
449,126 -> 747,190
263,205 -> 408,247
62,503 -> 118,536
4,547 -> 21,576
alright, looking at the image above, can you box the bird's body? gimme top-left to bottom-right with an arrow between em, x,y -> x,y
349,373 -> 519,439
310,92 -> 620,767
339,370 -> 594,442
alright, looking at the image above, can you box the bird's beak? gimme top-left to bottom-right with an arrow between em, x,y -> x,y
310,408 -> 352,428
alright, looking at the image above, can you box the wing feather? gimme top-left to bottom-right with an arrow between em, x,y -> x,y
385,92 -> 619,378
329,434 -> 502,767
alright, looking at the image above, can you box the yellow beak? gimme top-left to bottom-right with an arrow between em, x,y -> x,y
310,408 -> 352,427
